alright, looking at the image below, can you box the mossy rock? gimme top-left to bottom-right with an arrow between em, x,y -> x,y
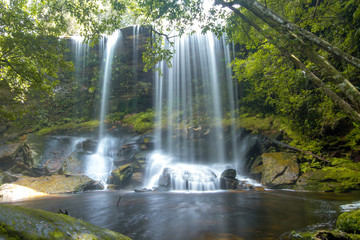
289,230 -> 359,240
110,160 -> 145,189
0,204 -> 131,239
295,163 -> 360,192
337,209 -> 360,234
110,163 -> 133,187
261,152 -> 300,187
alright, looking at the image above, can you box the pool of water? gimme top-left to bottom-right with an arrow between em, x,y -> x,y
2,190 -> 360,240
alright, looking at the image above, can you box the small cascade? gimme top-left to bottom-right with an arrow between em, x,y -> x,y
84,31 -> 121,186
145,32 -> 246,191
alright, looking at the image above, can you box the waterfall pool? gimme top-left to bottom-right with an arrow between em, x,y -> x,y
2,190 -> 359,240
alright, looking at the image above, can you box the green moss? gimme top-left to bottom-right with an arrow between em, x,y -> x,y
238,115 -> 276,134
122,109 -> 154,133
0,205 -> 131,239
323,163 -> 360,192
111,163 -> 133,186
296,162 -> 360,192
288,230 -> 315,239
36,120 -> 99,135
337,209 -> 360,234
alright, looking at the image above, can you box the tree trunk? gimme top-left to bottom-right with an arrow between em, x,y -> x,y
216,0 -> 360,70
218,3 -> 360,123
299,41 -> 360,111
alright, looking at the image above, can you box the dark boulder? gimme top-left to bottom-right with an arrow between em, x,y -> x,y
220,168 -> 239,190
221,169 -> 237,179
157,168 -> 172,191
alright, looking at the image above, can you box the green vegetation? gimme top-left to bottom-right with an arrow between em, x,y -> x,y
121,109 -> 154,134
337,209 -> 360,234
36,120 -> 99,136
0,205 -> 131,239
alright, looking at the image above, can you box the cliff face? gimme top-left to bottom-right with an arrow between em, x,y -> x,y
62,26 -> 154,121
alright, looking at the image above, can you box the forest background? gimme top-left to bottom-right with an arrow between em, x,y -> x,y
1,0 -> 360,175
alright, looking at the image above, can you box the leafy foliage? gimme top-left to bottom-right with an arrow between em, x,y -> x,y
0,0 -> 128,123
122,109 -> 154,133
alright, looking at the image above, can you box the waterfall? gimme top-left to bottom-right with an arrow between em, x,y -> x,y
70,35 -> 89,117
145,32 -> 244,191
84,31 -> 121,186
98,31 -> 120,139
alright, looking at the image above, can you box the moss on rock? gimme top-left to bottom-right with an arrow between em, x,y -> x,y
261,152 -> 300,187
295,163 -> 360,192
337,209 -> 360,234
0,204 -> 131,239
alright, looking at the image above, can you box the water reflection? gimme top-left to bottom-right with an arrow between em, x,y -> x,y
3,191 -> 360,240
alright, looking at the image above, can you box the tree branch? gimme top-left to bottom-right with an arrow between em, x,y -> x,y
263,136 -> 329,163
313,0 -> 320,18
215,0 -> 360,70
215,1 -> 360,123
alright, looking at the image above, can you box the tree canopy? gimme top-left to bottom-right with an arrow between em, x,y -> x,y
0,0 -> 128,122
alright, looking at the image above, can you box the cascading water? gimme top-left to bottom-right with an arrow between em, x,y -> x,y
70,35 -> 90,118
145,32 -> 251,191
84,31 -> 121,186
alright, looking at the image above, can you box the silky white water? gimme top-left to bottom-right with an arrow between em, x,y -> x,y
145,32 -> 248,191
84,31 -> 121,185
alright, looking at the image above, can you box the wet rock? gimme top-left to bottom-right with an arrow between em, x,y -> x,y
254,186 -> 265,191
157,168 -> 172,191
0,143 -> 34,171
81,139 -> 98,153
314,230 -> 350,240
134,188 -> 152,193
261,152 -> 300,187
220,169 -> 239,190
59,152 -> 83,175
0,172 -> 18,184
114,142 -> 141,166
110,163 -> 134,188
236,181 -> 254,191
249,156 -> 263,181
131,172 -> 144,186
221,169 -> 237,179
0,205 -> 131,239
14,175 -> 104,194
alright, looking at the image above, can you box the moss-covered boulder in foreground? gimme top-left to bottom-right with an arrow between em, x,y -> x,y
337,209 -> 360,234
0,204 -> 131,239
